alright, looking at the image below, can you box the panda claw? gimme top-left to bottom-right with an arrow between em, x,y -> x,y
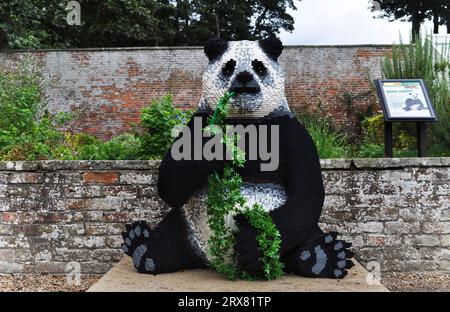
337,259 -> 354,269
323,232 -> 338,244
333,269 -> 347,278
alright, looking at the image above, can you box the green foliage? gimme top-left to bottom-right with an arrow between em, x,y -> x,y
360,114 -> 416,151
0,55 -> 45,147
381,34 -> 450,153
207,166 -> 244,280
76,133 -> 142,160
0,60 -> 192,161
381,35 -> 438,85
71,95 -> 192,161
432,72 -> 450,149
139,94 -> 193,159
206,92 -> 283,281
1,54 -> 446,161
242,204 -> 284,280
371,1 -> 449,37
1,0 -> 298,49
360,114 -> 385,145
0,55 -> 74,160
0,1 -> 70,49
427,143 -> 450,157
296,112 -> 350,159
357,142 -> 384,158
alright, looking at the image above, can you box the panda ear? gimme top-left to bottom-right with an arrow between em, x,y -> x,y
204,37 -> 228,61
259,36 -> 283,62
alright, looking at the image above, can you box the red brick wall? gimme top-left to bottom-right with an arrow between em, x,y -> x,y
0,45 -> 391,140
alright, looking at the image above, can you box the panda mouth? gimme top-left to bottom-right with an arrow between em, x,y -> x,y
229,95 -> 263,113
229,86 -> 261,94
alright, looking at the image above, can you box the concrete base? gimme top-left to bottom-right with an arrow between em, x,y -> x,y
88,257 -> 389,292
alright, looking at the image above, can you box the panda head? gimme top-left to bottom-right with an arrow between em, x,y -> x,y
201,37 -> 289,118
409,92 -> 418,99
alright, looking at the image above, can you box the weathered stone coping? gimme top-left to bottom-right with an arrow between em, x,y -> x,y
0,157 -> 448,171
322,158 -> 450,169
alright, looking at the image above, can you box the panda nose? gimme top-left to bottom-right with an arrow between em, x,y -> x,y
230,71 -> 260,94
236,71 -> 254,85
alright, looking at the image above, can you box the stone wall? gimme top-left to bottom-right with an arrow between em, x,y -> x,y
0,158 -> 449,275
0,45 -> 390,140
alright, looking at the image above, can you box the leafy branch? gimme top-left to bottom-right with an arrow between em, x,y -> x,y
206,92 -> 283,280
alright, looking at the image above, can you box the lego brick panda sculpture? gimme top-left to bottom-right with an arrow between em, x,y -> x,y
122,37 -> 354,279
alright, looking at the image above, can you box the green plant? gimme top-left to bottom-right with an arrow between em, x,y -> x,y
381,34 -> 450,152
357,142 -> 384,158
0,64 -> 193,161
0,55 -> 45,149
241,203 -> 283,280
360,114 -> 384,145
427,143 -> 450,157
0,56 -> 77,161
295,112 -> 350,159
432,74 -> 450,148
140,94 -> 193,159
206,92 -> 283,281
360,114 -> 416,151
76,133 -> 142,160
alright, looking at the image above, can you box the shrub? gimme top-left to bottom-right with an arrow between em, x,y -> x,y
0,56 -> 75,160
139,94 -> 193,159
0,56 -> 45,149
381,35 -> 450,152
76,133 -> 142,160
0,64 -> 194,161
296,112 -> 350,159
360,114 -> 384,145
360,114 -> 416,151
357,142 -> 384,158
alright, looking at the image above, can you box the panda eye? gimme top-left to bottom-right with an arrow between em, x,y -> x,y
222,59 -> 236,77
252,60 -> 267,76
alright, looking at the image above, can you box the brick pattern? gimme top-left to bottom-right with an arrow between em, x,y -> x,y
0,46 -> 391,140
0,158 -> 449,275
0,160 -> 168,274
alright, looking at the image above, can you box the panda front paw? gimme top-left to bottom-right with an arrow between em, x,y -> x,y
234,214 -> 263,273
284,232 -> 355,279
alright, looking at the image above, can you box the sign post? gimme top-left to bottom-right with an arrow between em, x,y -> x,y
375,79 -> 438,157
384,121 -> 393,157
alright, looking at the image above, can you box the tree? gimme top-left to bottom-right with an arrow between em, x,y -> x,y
430,0 -> 449,34
0,1 -> 71,49
158,0 -> 298,45
370,0 -> 450,37
251,0 -> 296,37
0,0 -> 298,49
371,0 -> 433,39
441,1 -> 450,34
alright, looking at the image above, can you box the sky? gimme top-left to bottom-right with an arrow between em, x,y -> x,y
278,0 -> 448,45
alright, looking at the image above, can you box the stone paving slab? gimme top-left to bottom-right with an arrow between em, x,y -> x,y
88,257 -> 389,292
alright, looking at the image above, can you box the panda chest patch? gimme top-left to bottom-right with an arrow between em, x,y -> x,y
181,182 -> 287,261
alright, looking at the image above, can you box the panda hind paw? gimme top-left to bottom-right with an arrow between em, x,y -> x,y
285,232 -> 355,279
121,221 -> 157,274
